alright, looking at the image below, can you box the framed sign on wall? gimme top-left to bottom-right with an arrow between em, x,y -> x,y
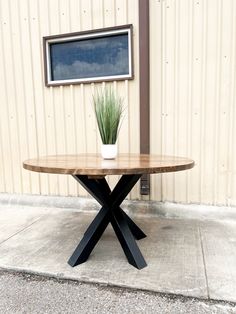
43,24 -> 133,86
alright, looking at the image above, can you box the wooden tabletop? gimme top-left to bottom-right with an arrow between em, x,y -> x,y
23,154 -> 194,176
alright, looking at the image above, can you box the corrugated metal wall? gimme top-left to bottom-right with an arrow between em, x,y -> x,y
0,0 -> 235,206
150,0 -> 236,206
0,0 -> 140,199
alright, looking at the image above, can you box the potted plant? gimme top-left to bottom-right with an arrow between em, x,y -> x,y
93,86 -> 124,159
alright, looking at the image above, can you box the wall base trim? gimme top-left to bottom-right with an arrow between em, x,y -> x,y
0,193 -> 236,221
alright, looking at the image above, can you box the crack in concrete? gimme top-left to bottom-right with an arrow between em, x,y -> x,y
198,224 -> 210,299
0,215 -> 46,246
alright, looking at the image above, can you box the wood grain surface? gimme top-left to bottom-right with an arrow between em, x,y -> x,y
23,154 -> 194,176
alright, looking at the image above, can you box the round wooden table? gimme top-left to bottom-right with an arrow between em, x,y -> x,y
23,154 -> 194,270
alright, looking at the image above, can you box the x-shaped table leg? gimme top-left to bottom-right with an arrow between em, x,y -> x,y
68,174 -> 147,269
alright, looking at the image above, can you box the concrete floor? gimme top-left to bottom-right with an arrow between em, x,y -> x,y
0,205 -> 236,303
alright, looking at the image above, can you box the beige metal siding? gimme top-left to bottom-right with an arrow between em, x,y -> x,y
0,0 -> 236,207
150,0 -> 236,206
0,0 -> 140,198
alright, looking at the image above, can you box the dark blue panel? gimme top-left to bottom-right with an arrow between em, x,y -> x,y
50,34 -> 129,81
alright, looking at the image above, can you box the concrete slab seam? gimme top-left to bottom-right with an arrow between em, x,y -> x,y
198,224 -> 210,299
0,215 -> 45,246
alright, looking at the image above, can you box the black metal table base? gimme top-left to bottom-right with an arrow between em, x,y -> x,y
68,174 -> 147,270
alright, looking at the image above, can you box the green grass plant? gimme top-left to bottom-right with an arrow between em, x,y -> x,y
93,87 -> 124,144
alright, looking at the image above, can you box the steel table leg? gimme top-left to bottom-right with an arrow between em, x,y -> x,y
68,174 -> 147,269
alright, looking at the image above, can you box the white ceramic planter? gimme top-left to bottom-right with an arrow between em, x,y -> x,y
101,144 -> 117,159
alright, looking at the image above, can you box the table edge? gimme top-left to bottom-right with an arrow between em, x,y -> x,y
23,160 -> 195,176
